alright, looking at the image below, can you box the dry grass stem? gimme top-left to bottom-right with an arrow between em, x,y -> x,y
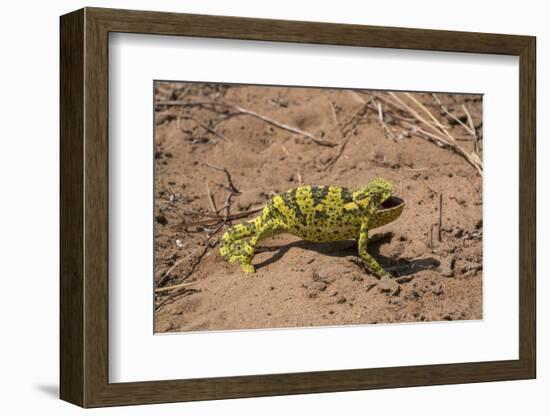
431,93 -> 476,137
364,92 -> 482,176
461,104 -> 480,153
376,100 -> 396,141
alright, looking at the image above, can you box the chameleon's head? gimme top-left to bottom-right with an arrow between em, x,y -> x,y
352,178 -> 405,221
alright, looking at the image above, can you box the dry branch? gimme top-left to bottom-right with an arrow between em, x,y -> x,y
156,112 -> 227,140
157,100 -> 337,147
155,278 -> 200,293
175,207 -> 264,229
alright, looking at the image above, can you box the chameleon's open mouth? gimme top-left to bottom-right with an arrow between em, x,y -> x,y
380,195 -> 404,211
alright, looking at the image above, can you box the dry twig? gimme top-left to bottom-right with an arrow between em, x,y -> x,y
157,100 -> 336,147
438,193 -> 443,242
175,207 -> 263,229
200,160 -> 240,194
323,101 -> 352,171
155,223 -> 225,310
205,182 -> 218,213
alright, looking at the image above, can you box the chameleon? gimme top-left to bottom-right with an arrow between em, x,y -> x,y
219,178 -> 405,278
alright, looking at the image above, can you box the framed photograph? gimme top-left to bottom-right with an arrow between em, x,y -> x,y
60,7 -> 536,408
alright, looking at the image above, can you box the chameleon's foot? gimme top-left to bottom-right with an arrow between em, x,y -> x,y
240,263 -> 256,274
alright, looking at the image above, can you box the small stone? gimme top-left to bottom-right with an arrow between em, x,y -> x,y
441,255 -> 457,277
319,154 -> 332,164
378,278 -> 401,296
389,243 -> 405,260
460,263 -> 482,275
475,219 -> 483,229
337,296 -> 347,304
157,321 -> 175,332
310,282 -> 327,292
155,214 -> 168,226
349,273 -> 364,282
454,228 -> 465,238
307,258 -> 316,264
307,290 -> 319,299
396,276 -> 414,284
432,284 -> 444,296
407,290 -> 420,299
312,270 -> 336,284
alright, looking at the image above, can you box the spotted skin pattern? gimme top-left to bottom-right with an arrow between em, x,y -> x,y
220,178 -> 405,276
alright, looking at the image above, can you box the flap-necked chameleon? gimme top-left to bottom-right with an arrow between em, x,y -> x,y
220,178 -> 405,277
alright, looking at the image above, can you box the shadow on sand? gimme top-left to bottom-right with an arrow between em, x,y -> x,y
254,232 -> 440,276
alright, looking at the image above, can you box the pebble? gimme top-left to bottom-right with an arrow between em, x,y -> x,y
396,276 -> 414,284
307,290 -> 319,299
441,255 -> 457,277
432,284 -> 444,296
336,296 -> 347,304
389,243 -> 405,260
155,214 -> 168,226
460,263 -> 482,275
407,289 -> 420,299
310,282 -> 328,292
378,279 -> 401,296
312,270 -> 336,284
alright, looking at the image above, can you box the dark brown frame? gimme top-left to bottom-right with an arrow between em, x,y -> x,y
60,7 -> 536,408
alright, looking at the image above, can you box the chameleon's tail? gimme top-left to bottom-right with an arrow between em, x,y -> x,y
219,216 -> 263,263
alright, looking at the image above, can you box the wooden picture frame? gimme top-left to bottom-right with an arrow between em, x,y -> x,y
60,7 -> 536,408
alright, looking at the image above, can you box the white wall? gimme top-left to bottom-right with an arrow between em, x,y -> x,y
0,1 -> 545,414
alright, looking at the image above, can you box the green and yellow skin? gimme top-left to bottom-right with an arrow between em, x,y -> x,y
220,178 -> 405,277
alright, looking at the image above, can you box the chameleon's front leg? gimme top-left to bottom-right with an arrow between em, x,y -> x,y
357,221 -> 389,278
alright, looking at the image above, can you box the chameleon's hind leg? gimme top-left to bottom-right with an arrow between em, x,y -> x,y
357,222 -> 389,278
237,219 -> 282,274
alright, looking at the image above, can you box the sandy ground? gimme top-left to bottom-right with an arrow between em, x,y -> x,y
153,82 -> 483,333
